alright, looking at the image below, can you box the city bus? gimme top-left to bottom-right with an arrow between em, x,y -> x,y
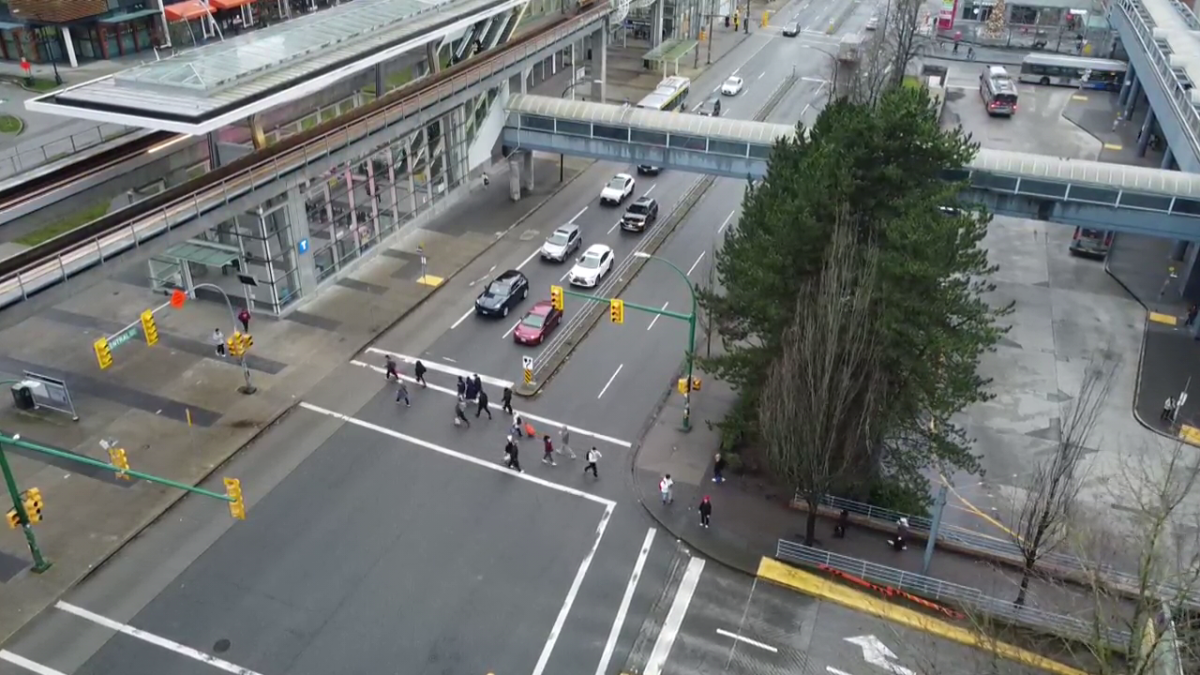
979,65 -> 1019,116
1017,54 -> 1128,91
636,76 -> 691,111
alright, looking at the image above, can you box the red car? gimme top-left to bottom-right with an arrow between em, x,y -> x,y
513,301 -> 562,345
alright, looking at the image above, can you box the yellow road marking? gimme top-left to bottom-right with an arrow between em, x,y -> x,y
1179,425 -> 1200,445
1103,143 -> 1123,151
1149,312 -> 1178,326
1071,94 -> 1088,101
939,475 -> 1023,542
416,274 -> 444,287
757,558 -> 1089,675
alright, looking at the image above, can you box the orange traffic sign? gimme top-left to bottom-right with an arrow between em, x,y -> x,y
169,289 -> 186,309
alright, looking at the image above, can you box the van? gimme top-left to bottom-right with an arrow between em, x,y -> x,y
1068,227 -> 1114,259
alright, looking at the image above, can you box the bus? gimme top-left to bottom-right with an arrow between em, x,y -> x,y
979,65 -> 1018,116
1018,54 -> 1128,91
636,76 -> 691,111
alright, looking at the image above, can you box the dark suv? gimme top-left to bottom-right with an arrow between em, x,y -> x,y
621,197 -> 659,233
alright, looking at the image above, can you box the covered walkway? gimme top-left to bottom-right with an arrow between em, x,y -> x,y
502,94 -> 1200,238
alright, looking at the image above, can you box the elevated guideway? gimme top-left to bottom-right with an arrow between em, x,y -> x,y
500,94 -> 1200,238
0,7 -> 612,313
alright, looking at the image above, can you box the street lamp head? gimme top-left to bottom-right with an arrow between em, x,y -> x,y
633,251 -> 651,259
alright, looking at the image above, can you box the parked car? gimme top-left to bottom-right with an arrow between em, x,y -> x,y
541,224 -> 582,262
474,269 -> 529,317
513,301 -> 563,345
621,197 -> 660,233
866,15 -> 879,30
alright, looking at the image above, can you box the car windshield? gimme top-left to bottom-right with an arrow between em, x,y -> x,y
627,202 -> 651,215
522,313 -> 546,329
607,177 -> 626,189
486,280 -> 513,296
547,231 -> 571,246
578,254 -> 602,270
725,78 -> 740,87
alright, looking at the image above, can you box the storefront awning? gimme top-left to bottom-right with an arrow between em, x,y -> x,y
163,0 -> 215,22
209,0 -> 258,9
99,8 -> 165,24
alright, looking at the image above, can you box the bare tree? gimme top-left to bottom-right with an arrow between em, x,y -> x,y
758,217 -> 886,545
830,0 -> 929,105
1012,356 -> 1117,606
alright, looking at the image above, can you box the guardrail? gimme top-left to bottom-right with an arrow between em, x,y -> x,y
0,5 -> 612,311
0,124 -> 140,182
797,492 -> 1200,608
775,540 -> 1133,649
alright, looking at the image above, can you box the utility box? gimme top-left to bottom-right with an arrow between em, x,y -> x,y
11,383 -> 35,411
838,34 -> 863,63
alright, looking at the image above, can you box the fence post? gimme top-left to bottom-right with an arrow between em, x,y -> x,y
922,484 -> 949,575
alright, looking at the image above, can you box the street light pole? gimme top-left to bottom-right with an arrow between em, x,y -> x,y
192,283 -> 256,395
635,252 -> 697,431
0,438 -> 51,572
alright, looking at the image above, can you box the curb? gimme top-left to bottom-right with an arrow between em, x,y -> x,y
827,0 -> 860,34
0,114 -> 24,137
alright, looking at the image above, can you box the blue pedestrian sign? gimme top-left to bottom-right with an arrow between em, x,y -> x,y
297,238 -> 309,254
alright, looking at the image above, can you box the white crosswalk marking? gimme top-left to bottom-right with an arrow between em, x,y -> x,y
645,557 -> 706,675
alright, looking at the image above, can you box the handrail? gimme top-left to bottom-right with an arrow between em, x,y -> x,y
0,4 -> 611,310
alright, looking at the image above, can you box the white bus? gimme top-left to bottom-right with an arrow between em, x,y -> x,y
1018,54 -> 1127,91
636,76 -> 691,111
979,65 -> 1018,116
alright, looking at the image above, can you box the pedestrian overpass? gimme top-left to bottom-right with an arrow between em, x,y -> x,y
501,95 -> 1200,239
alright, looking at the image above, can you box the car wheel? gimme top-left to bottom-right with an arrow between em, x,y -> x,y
521,287 -> 528,300
1040,77 -> 1050,86
502,305 -> 509,317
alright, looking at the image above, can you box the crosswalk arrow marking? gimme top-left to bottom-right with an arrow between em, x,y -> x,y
845,636 -> 915,675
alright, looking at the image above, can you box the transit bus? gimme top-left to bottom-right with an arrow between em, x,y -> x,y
636,76 -> 691,111
979,65 -> 1018,116
1017,54 -> 1128,91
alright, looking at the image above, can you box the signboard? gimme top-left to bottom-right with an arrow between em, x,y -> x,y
521,356 -> 534,371
937,0 -> 957,30
297,238 -> 310,254
109,326 -> 141,349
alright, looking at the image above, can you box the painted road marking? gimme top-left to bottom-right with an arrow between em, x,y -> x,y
644,183 -> 657,196
686,250 -> 706,277
349,360 -> 632,447
365,347 -> 514,389
758,71 -> 766,79
607,221 -> 621,234
645,556 -> 706,675
1072,94 -> 1088,101
939,474 -> 1021,541
301,402 -> 618,507
1149,311 -> 1179,326
827,668 -> 856,675
718,210 -> 736,234
595,527 -> 658,675
647,302 -> 669,331
715,628 -> 779,653
1103,143 -> 1124,151
533,504 -> 614,675
1179,424 -> 1200,445
598,363 -> 624,399
0,650 -> 67,675
755,558 -> 1088,675
503,319 -> 521,339
55,601 -> 264,675
450,307 -> 476,330
569,205 -> 588,223
516,247 -> 542,271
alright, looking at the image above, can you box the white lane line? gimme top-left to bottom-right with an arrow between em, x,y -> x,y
365,347 -> 514,389
301,402 -> 618,507
349,361 -> 632,447
644,183 -> 657,196
0,651 -> 67,675
503,320 -> 521,339
718,210 -> 736,234
758,71 -> 766,79
468,266 -> 496,287
802,76 -> 828,82
644,557 -> 706,675
730,35 -> 771,77
827,668 -> 856,675
442,356 -> 457,363
560,268 -> 573,281
716,628 -> 780,653
516,247 -> 541,271
598,364 -> 624,399
595,528 -> 658,675
54,602 -> 264,675
532,504 -> 614,675
569,205 -> 588,223
647,302 -> 669,331
607,221 -> 621,234
449,306 -> 475,330
686,250 -> 706,277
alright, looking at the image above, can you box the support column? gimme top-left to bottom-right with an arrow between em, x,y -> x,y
509,154 -> 521,201
249,114 -> 266,151
61,26 -> 78,67
521,65 -> 530,93
1163,147 -> 1175,170
1124,78 -> 1141,120
521,151 -> 534,192
1172,240 -> 1190,262
1137,108 -> 1155,157
427,41 -> 441,74
599,20 -> 608,103
569,42 -> 577,99
1118,66 -> 1134,107
206,131 -> 222,168
375,63 -> 385,96
287,182 -> 319,297
653,0 -> 664,46
444,107 -> 466,188
1181,244 -> 1200,303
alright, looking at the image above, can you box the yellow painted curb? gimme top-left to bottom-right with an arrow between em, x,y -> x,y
1149,311 -> 1178,326
1071,94 -> 1088,101
416,274 -> 444,287
1179,425 -> 1200,445
756,558 -> 1089,675
1103,143 -> 1123,151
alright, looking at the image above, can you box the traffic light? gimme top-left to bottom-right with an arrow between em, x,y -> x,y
610,298 -> 624,324
678,378 -> 689,395
224,477 -> 246,520
239,333 -> 253,353
94,337 -> 113,370
5,508 -> 18,529
22,488 -> 43,524
108,447 -> 131,480
551,285 -> 564,311
691,377 -> 702,391
227,331 -> 244,358
140,309 -> 158,346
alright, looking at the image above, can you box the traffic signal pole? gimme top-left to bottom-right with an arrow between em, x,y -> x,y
192,283 -> 256,395
0,444 -> 49,572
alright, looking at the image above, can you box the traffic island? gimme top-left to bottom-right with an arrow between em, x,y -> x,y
0,114 -> 23,135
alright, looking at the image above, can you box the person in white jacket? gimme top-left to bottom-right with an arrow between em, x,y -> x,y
585,447 -> 602,478
659,474 -> 674,504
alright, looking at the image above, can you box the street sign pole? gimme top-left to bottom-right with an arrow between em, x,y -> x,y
192,283 -> 256,395
521,355 -> 534,387
0,442 -> 50,572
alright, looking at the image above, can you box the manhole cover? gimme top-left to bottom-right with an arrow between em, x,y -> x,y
213,638 -> 231,653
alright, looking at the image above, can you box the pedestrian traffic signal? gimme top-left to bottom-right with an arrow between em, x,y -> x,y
238,333 -> 253,353
224,477 -> 246,520
678,378 -> 689,395
610,298 -> 624,324
551,285 -> 564,311
108,447 -> 131,480
140,309 -> 159,346
5,508 -> 18,529
22,488 -> 42,524
227,332 -> 244,358
93,337 -> 113,370
691,377 -> 702,391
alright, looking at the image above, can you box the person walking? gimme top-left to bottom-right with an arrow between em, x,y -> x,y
557,424 -> 577,460
473,374 -> 483,397
660,474 -> 674,504
476,388 -> 492,419
542,435 -> 556,466
501,386 -> 514,415
504,435 -> 522,473
385,354 -> 399,381
212,328 -> 226,357
511,411 -> 524,439
465,375 -> 480,401
1187,304 -> 1198,328
454,396 -> 471,428
890,517 -> 909,551
712,452 -> 727,483
698,496 -> 712,528
456,376 -> 467,399
414,360 -> 428,388
584,447 -> 602,478
1163,396 -> 1177,421
237,307 -> 251,333
395,380 -> 410,407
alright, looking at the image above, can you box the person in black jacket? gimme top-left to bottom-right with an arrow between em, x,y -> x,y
504,436 -> 523,473
501,387 -> 514,415
414,360 -> 428,387
698,496 -> 712,528
476,388 -> 491,419
456,376 -> 467,399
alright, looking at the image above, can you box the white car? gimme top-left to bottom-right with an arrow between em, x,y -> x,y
721,76 -> 744,96
569,244 -> 615,288
866,15 -> 878,30
600,174 -> 635,205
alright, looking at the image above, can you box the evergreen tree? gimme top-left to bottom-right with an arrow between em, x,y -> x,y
701,85 -> 1011,494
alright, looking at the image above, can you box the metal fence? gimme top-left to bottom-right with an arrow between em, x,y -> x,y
0,124 -> 140,181
775,539 -> 1133,649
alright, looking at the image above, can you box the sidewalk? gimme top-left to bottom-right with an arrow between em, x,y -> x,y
632,371 -> 1133,638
